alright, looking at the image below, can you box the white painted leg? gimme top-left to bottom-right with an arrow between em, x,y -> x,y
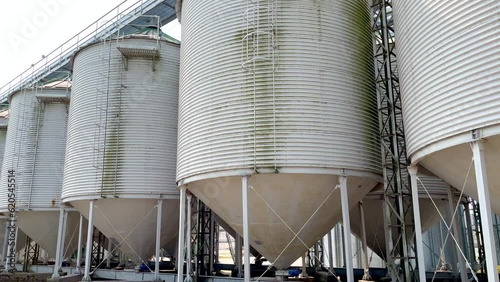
471,140 -> 499,282
177,186 -> 187,282
408,166 -> 426,282
82,200 -> 95,281
76,214 -> 84,273
242,176 -> 251,282
359,202 -> 372,281
339,175 -> 353,282
185,195 -> 193,282
155,199 -> 163,281
52,207 -> 66,278
327,230 -> 334,270
447,186 -> 468,282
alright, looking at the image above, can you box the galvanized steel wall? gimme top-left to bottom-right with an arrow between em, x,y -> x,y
0,89 -> 68,211
177,0 -> 380,183
62,38 -> 180,201
392,1 -> 500,158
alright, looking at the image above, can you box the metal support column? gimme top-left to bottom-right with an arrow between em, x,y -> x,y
447,186 -> 468,282
359,202 -> 372,281
242,176 -> 251,282
408,167 -> 426,282
327,231 -> 334,270
106,240 -> 112,269
236,235 -> 242,277
177,186 -> 187,282
471,140 -> 499,282
186,194 -> 193,282
155,199 -> 163,281
83,200 -> 95,281
339,175 -> 353,282
52,207 -> 66,278
76,214 -> 84,274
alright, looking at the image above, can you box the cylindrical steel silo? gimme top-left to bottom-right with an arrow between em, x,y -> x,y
62,33 -> 180,263
177,0 -> 380,268
0,87 -> 80,258
392,1 -> 500,212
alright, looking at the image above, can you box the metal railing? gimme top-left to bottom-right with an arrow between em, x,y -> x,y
0,0 -> 165,103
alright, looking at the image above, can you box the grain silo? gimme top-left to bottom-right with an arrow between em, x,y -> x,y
392,1 -> 500,279
62,28 -> 180,270
177,0 -> 380,271
0,87 -> 81,261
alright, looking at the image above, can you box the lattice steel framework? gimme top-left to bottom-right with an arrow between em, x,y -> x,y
370,0 -> 418,281
191,199 -> 219,276
91,227 -> 106,269
22,236 -> 39,272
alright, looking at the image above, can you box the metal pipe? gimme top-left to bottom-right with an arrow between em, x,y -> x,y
186,194 -> 193,282
242,176 -> 250,282
106,238 -> 112,269
155,199 -> 163,281
359,202 -> 372,280
339,175 -> 353,282
408,166 -> 426,282
447,186 -> 468,281
471,140 -> 499,282
76,214 -> 84,273
236,234 -> 242,277
300,253 -> 308,278
177,186 -> 186,282
52,207 -> 66,278
463,201 -> 476,264
82,200 -> 95,281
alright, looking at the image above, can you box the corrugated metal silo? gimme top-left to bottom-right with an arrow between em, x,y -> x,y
177,0 -> 381,268
62,33 -> 180,263
392,1 -> 500,212
0,87 -> 80,257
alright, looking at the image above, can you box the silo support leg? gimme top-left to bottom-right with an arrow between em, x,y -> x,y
408,166 -> 427,282
76,214 -> 84,274
339,175 -> 353,282
154,199 -> 163,281
447,186 -> 468,282
327,231 -> 334,270
82,200 -> 96,281
177,186 -> 187,282
471,140 -> 499,282
185,195 -> 193,282
359,202 -> 372,281
52,206 -> 66,278
242,175 -> 251,282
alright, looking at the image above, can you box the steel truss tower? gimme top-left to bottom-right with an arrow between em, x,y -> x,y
370,0 -> 419,281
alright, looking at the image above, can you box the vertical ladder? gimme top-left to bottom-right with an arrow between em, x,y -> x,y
93,35 -> 112,197
242,0 -> 278,172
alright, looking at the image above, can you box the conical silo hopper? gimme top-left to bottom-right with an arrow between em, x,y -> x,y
177,0 -> 381,269
62,31 -> 181,264
0,87 -> 82,258
350,176 -> 451,260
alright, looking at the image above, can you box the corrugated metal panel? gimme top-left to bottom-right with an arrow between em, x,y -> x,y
392,0 -> 500,158
0,89 -> 68,211
62,37 -> 180,201
177,0 -> 380,183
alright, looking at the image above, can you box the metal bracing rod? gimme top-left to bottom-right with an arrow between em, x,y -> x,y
155,199 -> 163,281
339,175 -> 354,282
52,207 -> 66,278
83,200 -> 96,281
186,195 -> 193,282
471,140 -> 499,282
242,176 -> 251,282
447,186 -> 468,282
408,167 -> 426,282
76,213 -> 84,273
177,186 -> 187,282
359,202 -> 372,281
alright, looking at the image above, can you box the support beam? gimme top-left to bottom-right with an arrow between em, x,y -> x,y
242,176 -> 251,282
186,195 -> 193,282
359,202 -> 372,281
327,231 -> 334,270
52,207 -> 66,278
177,186 -> 187,282
155,199 -> 163,281
236,235 -> 242,278
408,166 -> 426,282
471,140 -> 499,282
339,175 -> 353,282
82,200 -> 95,281
76,214 -> 84,273
447,186 -> 468,282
